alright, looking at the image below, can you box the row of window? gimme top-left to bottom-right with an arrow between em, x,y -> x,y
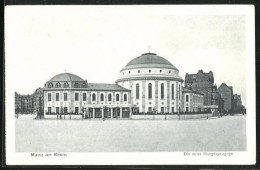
48,92 -> 128,102
47,82 -> 87,88
123,69 -> 175,75
135,83 -> 181,100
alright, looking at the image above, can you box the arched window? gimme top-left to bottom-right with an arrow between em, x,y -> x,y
63,82 -> 69,88
48,83 -> 53,88
55,82 -> 61,88
92,93 -> 96,101
124,94 -> 127,101
74,83 -> 79,88
161,83 -> 164,99
108,93 -> 112,101
100,93 -> 104,101
172,84 -> 174,99
179,85 -> 181,99
148,83 -> 152,99
136,84 -> 139,99
186,95 -> 189,102
116,94 -> 119,101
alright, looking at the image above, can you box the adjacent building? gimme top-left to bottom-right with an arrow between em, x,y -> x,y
233,94 -> 243,112
15,92 -> 33,113
218,83 -> 233,112
116,52 -> 183,113
43,72 -> 133,118
182,87 -> 204,112
32,87 -> 44,114
185,70 -> 219,114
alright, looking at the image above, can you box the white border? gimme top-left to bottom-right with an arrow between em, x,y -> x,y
5,5 -> 255,165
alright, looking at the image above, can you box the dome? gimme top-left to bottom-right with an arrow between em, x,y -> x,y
48,73 -> 84,82
121,53 -> 178,71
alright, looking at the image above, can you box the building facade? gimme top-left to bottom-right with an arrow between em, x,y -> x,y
218,83 -> 233,112
43,73 -> 133,118
182,87 -> 204,112
116,53 -> 183,113
185,70 -> 218,106
185,70 -> 220,114
233,94 -> 243,112
15,92 -> 33,114
32,87 -> 44,114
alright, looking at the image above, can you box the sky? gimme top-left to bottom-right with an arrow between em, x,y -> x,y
5,5 -> 253,106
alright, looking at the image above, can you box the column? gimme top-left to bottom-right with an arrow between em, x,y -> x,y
120,92 -> 123,104
130,81 -> 133,104
155,80 -> 158,112
111,107 -> 113,119
142,80 -> 146,112
97,92 -> 100,104
167,81 -> 170,112
101,107 -> 104,119
120,107 -> 122,119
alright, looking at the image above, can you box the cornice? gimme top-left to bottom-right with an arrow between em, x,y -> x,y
116,76 -> 183,83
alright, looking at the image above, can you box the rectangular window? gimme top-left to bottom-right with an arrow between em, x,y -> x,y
48,93 -> 51,101
148,107 -> 152,112
56,107 -> 59,114
172,107 -> 174,112
186,107 -> 189,112
64,93 -> 67,101
83,93 -> 86,101
75,107 -> 79,114
56,93 -> 59,101
161,107 -> 164,113
48,107 -> 51,113
64,107 -> 68,113
75,93 -> 79,101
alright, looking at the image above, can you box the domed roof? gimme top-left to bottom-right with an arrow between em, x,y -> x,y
121,53 -> 178,71
48,73 -> 84,82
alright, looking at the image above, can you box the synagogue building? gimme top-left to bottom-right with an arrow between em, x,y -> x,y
42,52 -> 205,118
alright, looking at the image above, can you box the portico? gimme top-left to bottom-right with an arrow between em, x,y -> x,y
81,104 -> 137,119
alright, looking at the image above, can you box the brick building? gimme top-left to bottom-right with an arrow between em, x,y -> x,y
185,70 -> 219,114
218,83 -> 233,112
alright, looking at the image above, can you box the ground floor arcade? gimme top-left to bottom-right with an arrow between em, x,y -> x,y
44,104 -> 139,119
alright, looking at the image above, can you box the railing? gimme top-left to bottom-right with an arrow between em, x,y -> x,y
132,111 -> 211,115
45,112 -> 83,115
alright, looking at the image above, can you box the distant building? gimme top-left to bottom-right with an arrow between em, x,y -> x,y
15,92 -> 22,113
233,94 -> 242,106
182,87 -> 204,112
217,93 -> 224,113
32,87 -> 44,114
15,92 -> 33,113
218,83 -> 233,112
185,70 -> 219,114
233,94 -> 243,112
